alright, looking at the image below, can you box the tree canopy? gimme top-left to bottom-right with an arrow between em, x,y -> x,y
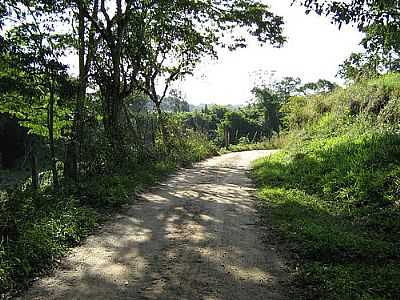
298,0 -> 400,75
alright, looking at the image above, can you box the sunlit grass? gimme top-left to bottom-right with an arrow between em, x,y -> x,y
252,74 -> 400,299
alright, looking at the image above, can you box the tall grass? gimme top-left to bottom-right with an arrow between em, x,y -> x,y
252,74 -> 400,299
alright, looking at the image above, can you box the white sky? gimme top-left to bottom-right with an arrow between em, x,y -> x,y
176,0 -> 364,105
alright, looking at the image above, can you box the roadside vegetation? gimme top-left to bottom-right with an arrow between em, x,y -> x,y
0,0 -> 286,295
251,1 -> 400,297
252,74 -> 400,299
0,130 -> 217,295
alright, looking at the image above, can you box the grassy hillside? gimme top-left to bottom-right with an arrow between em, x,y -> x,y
252,74 -> 400,299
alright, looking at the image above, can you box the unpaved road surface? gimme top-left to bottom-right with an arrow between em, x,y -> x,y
21,150 -> 288,300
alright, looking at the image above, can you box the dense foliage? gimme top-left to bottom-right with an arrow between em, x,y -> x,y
299,0 -> 400,81
252,73 -> 400,299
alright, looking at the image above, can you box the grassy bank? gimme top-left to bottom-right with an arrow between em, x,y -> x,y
0,133 -> 217,297
252,74 -> 400,299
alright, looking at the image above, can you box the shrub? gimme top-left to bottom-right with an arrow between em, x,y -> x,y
0,192 -> 97,294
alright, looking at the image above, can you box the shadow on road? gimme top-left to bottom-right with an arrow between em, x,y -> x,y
22,151 -> 287,300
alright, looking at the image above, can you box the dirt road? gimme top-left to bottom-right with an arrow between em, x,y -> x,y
21,150 -> 288,300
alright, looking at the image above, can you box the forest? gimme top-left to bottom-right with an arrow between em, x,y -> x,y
1,0 -> 400,299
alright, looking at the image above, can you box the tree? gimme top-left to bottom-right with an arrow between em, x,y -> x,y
219,110 -> 262,146
162,90 -> 190,113
298,0 -> 399,31
184,111 -> 212,134
337,52 -> 382,82
297,0 -> 400,76
125,0 -> 286,147
75,0 -> 140,160
298,79 -> 339,94
1,1 -> 72,189
250,75 -> 304,138
360,23 -> 400,72
64,0 -> 100,180
272,76 -> 302,101
1,0 -> 286,171
252,87 -> 280,139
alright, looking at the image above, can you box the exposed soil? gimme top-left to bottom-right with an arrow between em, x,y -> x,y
20,150 -> 288,300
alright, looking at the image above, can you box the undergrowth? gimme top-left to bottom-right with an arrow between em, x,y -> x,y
0,132 -> 216,296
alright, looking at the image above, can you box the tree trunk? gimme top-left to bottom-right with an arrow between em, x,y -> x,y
64,141 -> 77,181
100,34 -> 127,163
64,3 -> 86,181
76,2 -> 87,175
101,88 -> 127,166
65,1 -> 100,179
29,136 -> 38,191
110,93 -> 124,145
264,107 -> 271,139
252,131 -> 258,143
224,125 -> 230,149
48,79 -> 59,190
155,102 -> 168,147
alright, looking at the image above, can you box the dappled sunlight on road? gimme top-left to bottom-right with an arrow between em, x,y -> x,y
21,150 -> 287,300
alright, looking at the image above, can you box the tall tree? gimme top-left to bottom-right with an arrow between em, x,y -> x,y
252,87 -> 280,139
77,0 -> 138,159
125,0 -> 286,146
272,76 -> 302,100
361,23 -> 400,72
64,0 -> 99,180
298,79 -> 339,94
337,52 -> 382,82
1,0 -> 71,189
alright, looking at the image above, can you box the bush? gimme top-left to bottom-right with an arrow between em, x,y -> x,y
167,130 -> 218,165
0,192 -> 97,294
